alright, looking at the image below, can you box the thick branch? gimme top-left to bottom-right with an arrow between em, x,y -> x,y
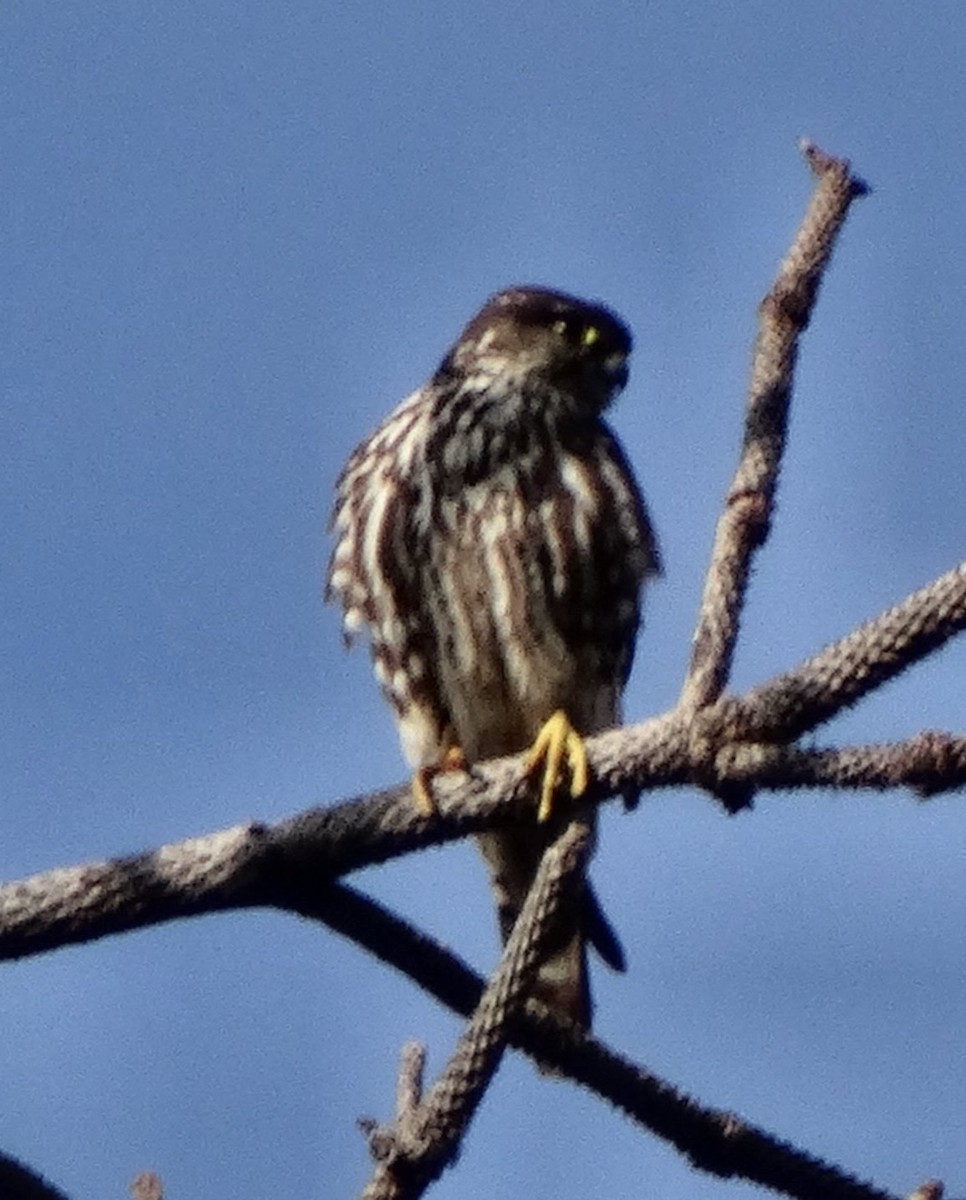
3,699 -> 966,964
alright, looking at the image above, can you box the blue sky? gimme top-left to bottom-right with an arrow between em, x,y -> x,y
4,3 -> 966,1197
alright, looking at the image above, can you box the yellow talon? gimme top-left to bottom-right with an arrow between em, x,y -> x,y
523,710 -> 588,823
411,768 -> 436,815
411,746 -> 468,814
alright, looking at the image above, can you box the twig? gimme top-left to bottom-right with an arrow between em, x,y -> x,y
129,1174 -> 164,1200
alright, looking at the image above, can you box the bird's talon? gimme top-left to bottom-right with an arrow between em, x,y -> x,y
568,739 -> 589,798
440,746 -> 468,772
524,710 -> 588,823
411,768 -> 437,815
411,746 -> 468,815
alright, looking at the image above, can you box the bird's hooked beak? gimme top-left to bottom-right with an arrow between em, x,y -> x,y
603,350 -> 629,392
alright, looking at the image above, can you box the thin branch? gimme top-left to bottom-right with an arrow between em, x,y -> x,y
359,822 -> 591,1199
286,879 -> 901,1200
715,733 -> 966,795
357,1044 -> 427,1187
719,561 -> 966,742
680,142 -> 869,712
394,1042 -> 427,1123
129,1175 -> 164,1200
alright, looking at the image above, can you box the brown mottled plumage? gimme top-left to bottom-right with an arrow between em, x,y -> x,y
327,286 -> 660,1026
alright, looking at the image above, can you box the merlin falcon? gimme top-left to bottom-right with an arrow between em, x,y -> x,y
327,286 -> 660,1028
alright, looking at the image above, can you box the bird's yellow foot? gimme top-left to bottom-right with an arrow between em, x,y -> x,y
411,746 -> 468,814
523,710 -> 588,823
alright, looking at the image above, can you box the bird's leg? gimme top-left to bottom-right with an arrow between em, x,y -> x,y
523,709 -> 588,823
411,745 -> 468,814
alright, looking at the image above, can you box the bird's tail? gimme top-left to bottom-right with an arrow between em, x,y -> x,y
530,929 -> 592,1028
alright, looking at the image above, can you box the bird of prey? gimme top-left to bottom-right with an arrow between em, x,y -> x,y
327,286 -> 660,1027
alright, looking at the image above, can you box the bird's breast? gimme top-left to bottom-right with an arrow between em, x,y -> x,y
423,478 -> 614,762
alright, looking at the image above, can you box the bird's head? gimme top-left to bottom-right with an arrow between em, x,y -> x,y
438,286 -> 633,416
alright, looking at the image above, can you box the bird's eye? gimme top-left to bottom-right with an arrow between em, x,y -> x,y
551,319 -> 600,348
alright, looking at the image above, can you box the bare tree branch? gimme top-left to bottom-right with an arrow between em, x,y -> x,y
681,142 -> 869,713
719,562 -> 966,742
394,1042 -> 427,1123
284,879 -> 900,1200
3,682 -> 966,967
716,732 -> 966,795
129,1173 -> 164,1200
5,621 -> 966,970
359,822 -> 591,1199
